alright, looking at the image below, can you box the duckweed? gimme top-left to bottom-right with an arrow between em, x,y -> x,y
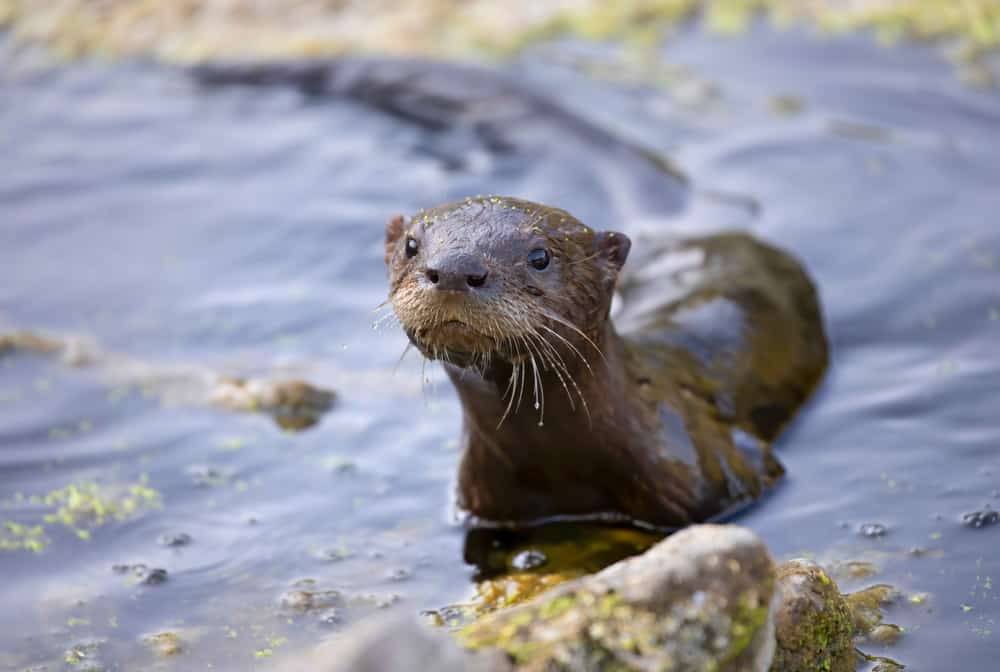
0,478 -> 161,553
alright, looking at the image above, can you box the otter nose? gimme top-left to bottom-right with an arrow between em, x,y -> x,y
425,254 -> 489,292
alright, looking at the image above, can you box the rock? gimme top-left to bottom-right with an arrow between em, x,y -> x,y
845,584 -> 900,634
142,631 -> 182,657
304,526 -> 867,672
140,568 -> 169,585
868,623 -> 903,646
305,615 -> 512,672
769,560 -> 854,672
962,508 -> 999,528
63,638 -> 107,671
859,523 -> 888,538
459,524 -> 776,672
0,330 -> 63,356
158,531 -> 192,547
278,588 -> 340,613
113,563 -> 168,585
211,377 -> 335,430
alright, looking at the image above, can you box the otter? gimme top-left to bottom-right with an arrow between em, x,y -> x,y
384,196 -> 828,530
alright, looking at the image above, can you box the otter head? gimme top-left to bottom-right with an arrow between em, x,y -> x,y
384,196 -> 630,370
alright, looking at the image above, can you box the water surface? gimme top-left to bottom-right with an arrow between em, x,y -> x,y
1,26 -> 999,670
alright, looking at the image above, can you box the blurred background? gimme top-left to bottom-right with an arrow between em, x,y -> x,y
1,2 -> 999,671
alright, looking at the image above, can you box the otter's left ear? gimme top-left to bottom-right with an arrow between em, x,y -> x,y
384,215 -> 405,265
594,231 -> 631,274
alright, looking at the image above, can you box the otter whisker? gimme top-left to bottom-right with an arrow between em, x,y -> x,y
567,250 -> 604,266
523,341 -> 544,427
392,342 -> 415,376
527,330 -> 588,420
371,309 -> 401,331
540,308 -> 608,366
498,360 -> 520,428
536,323 -> 593,374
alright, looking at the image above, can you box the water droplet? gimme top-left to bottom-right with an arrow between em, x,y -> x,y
534,401 -> 540,410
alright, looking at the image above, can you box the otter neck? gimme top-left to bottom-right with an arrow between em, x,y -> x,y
442,321 -> 630,440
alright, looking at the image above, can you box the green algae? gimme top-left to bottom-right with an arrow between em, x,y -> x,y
0,477 -> 161,552
770,562 -> 855,672
459,584 -> 772,670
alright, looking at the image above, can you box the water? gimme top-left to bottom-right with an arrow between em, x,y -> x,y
2,25 -> 999,670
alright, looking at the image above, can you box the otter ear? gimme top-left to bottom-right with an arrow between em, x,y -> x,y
594,231 -> 631,274
385,215 -> 405,265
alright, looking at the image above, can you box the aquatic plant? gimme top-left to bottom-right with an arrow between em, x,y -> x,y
0,477 -> 161,552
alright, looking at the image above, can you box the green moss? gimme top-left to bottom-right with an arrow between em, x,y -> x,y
720,598 -> 770,664
771,564 -> 855,672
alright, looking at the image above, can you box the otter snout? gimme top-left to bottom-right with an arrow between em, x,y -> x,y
424,253 -> 489,292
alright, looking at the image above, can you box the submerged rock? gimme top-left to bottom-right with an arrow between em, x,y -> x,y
845,584 -> 901,635
158,531 -> 193,547
0,329 -> 335,430
769,560 -> 854,672
211,377 -> 335,430
142,630 -> 183,658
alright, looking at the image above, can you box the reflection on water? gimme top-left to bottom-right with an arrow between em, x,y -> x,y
2,25 -> 1000,671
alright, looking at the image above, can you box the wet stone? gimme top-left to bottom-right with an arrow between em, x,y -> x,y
111,563 -> 168,585
831,560 -> 878,581
868,623 -> 904,646
158,532 -> 192,547
141,568 -> 169,585
460,525 -> 776,672
187,465 -> 229,487
64,639 -> 107,671
510,549 -> 547,571
869,655 -> 906,672
386,568 -> 411,582
318,608 -> 341,625
859,523 -> 889,538
962,507 -> 999,528
771,559 -> 855,672
355,592 -> 401,609
846,584 -> 900,634
142,631 -> 182,657
279,588 -> 340,612
316,547 -> 351,562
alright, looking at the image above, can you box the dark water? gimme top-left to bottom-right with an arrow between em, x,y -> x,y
2,25 -> 999,671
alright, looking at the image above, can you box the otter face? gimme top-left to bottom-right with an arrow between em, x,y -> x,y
384,196 -> 629,369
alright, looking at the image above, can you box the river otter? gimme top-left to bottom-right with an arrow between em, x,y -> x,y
384,196 -> 827,529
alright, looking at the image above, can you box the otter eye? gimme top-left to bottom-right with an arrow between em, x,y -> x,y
527,248 -> 550,270
405,237 -> 419,259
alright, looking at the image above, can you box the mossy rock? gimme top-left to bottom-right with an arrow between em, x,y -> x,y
769,560 -> 854,672
459,524 -> 776,672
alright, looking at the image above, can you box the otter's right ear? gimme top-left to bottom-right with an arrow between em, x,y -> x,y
594,231 -> 631,274
384,215 -> 405,265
